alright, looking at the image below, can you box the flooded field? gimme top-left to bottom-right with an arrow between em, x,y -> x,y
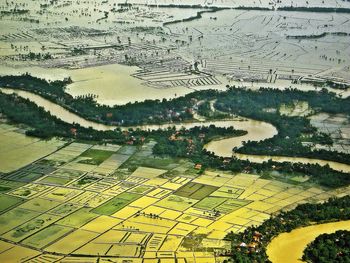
267,220 -> 350,263
0,64 -> 192,105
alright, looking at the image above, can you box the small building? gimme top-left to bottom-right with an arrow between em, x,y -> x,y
194,164 -> 202,170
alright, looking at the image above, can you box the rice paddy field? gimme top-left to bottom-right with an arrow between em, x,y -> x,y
0,0 -> 350,262
0,129 -> 349,262
0,123 -> 65,173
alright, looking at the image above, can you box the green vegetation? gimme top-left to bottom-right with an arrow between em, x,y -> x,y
0,208 -> 40,234
303,230 -> 350,263
38,176 -> 72,185
0,195 -> 24,213
278,6 -> 350,13
194,196 -> 226,210
6,214 -> 59,241
225,196 -> 350,262
50,203 -> 79,216
92,192 -> 141,215
216,87 -> 350,165
22,224 -> 73,249
57,208 -> 98,227
1,76 -> 350,188
74,175 -> 99,186
0,91 -> 147,143
0,74 -> 193,125
78,149 -> 114,165
174,182 -> 218,200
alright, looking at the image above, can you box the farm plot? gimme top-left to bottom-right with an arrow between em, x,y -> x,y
0,194 -> 24,213
81,215 -> 121,233
43,187 -> 83,202
0,124 -> 64,173
194,197 -> 227,211
3,213 -> 61,242
78,149 -> 115,165
44,143 -> 91,164
0,207 -> 40,234
9,183 -> 53,198
174,182 -> 218,200
93,153 -> 130,175
45,229 -> 99,255
92,192 -> 141,215
156,195 -> 198,211
18,197 -> 61,212
57,207 -> 98,228
0,180 -> 24,193
0,244 -> 40,262
37,168 -> 84,186
5,163 -> 56,183
131,166 -> 167,179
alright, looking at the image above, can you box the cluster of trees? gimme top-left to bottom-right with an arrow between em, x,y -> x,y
197,100 -> 228,119
0,74 -> 199,125
153,125 -> 246,158
153,128 -> 350,188
1,75 -> 350,186
163,7 -> 226,26
303,230 -> 350,263
278,6 -> 350,13
225,196 -> 350,262
0,92 -> 147,144
215,87 -> 350,165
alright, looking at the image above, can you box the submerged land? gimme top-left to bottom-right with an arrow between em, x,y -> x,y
0,0 -> 350,262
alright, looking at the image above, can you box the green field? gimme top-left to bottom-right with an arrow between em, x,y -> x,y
38,176 -> 72,185
0,180 -> 24,193
50,203 -> 80,216
0,208 -> 40,234
194,197 -> 227,210
174,182 -> 218,200
78,149 -> 114,165
22,224 -> 73,249
0,194 -> 24,213
216,199 -> 251,214
19,197 -> 61,212
92,192 -> 141,215
57,207 -> 98,227
3,214 -> 60,242
156,195 -> 198,211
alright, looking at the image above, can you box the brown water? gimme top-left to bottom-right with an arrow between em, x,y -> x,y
267,220 -> 350,263
2,87 -> 350,173
234,153 -> 350,173
0,64 -> 192,105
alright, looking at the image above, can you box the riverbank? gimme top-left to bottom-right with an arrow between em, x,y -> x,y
2,87 -> 350,175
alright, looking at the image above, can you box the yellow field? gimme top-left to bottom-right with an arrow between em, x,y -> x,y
0,139 -> 345,262
0,124 -> 65,173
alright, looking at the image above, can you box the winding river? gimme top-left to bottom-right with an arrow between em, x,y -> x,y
266,220 -> 350,263
1,87 -> 350,173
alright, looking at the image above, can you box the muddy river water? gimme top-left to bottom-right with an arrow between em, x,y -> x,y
1,87 -> 349,173
267,220 -> 350,263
